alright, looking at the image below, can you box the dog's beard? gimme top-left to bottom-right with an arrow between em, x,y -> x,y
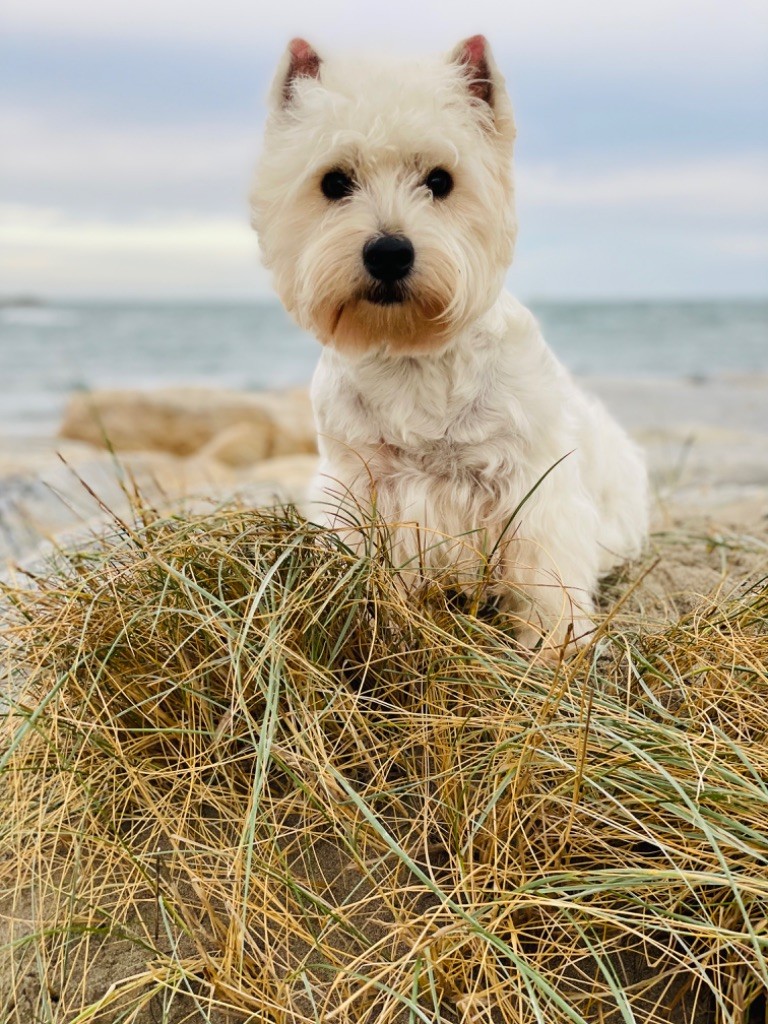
315,285 -> 453,355
364,279 -> 408,307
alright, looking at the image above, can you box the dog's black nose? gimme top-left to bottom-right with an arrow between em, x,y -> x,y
363,235 -> 414,282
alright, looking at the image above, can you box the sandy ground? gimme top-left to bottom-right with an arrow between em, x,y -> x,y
587,374 -> 768,514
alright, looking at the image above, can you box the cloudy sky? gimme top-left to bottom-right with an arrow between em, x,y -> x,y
2,0 -> 767,300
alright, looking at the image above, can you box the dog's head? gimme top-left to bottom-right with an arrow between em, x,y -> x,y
252,36 -> 516,356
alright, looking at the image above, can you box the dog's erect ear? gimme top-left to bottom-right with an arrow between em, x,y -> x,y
449,35 -> 514,142
450,35 -> 495,105
270,38 -> 322,110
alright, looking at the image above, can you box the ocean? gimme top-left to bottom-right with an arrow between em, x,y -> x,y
1,300 -> 766,438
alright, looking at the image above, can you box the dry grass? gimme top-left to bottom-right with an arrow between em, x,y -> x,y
1,503 -> 767,1023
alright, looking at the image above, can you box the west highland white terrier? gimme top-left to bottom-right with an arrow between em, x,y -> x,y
252,35 -> 649,651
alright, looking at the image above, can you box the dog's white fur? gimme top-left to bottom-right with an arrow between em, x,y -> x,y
252,36 -> 648,649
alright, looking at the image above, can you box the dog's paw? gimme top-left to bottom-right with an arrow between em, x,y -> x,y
515,616 -> 595,660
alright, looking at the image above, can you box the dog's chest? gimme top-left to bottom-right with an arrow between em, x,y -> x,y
316,348 -> 522,487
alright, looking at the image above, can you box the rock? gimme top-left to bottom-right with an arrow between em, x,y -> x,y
243,389 -> 317,459
0,448 -> 239,565
198,423 -> 272,468
59,388 -> 317,462
0,436 -> 317,568
239,454 -> 318,506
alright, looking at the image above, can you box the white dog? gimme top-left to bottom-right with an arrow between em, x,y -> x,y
252,36 -> 648,650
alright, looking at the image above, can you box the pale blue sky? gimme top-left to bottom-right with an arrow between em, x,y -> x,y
1,0 -> 767,299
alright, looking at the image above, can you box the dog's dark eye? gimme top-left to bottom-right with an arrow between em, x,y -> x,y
321,170 -> 355,200
424,168 -> 453,199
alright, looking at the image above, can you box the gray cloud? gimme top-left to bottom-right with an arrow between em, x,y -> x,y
4,0 -> 767,68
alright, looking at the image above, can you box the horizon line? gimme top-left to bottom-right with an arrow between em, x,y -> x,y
3,294 -> 768,307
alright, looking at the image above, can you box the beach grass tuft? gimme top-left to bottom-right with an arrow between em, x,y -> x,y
1,503 -> 767,1023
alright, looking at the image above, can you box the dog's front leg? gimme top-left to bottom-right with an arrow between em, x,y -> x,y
498,530 -> 599,655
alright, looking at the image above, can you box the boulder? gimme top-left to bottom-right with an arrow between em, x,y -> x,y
0,447 -> 317,569
199,423 -> 274,468
59,388 -> 317,462
0,448 -> 236,565
247,453 -> 318,502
